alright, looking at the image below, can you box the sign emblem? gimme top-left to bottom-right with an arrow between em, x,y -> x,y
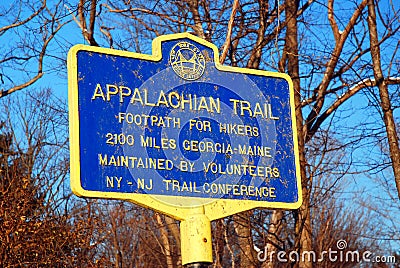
169,41 -> 205,80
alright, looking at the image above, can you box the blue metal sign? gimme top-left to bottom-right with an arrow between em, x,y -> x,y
68,33 -> 301,211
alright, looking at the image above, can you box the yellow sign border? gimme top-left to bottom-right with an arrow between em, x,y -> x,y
68,32 -> 302,221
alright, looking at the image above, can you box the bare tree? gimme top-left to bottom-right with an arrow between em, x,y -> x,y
0,89 -> 98,267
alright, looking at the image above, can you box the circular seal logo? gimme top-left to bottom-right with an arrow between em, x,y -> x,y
169,41 -> 205,80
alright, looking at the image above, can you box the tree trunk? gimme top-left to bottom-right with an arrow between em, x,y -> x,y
367,0 -> 400,200
156,213 -> 175,268
283,0 -> 313,267
261,210 -> 284,268
233,211 -> 257,268
213,219 -> 225,268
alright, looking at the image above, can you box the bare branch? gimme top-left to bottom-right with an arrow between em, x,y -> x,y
0,1 -> 47,36
304,0 -> 368,140
306,77 -> 400,142
186,0 -> 205,39
0,14 -> 66,98
220,0 -> 239,64
328,0 -> 340,40
74,0 -> 99,46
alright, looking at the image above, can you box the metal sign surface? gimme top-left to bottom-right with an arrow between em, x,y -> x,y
68,33 -> 302,220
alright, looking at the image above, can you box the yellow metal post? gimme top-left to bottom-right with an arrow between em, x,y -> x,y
180,213 -> 213,266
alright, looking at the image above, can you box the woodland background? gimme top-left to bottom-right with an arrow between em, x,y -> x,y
0,0 -> 399,267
